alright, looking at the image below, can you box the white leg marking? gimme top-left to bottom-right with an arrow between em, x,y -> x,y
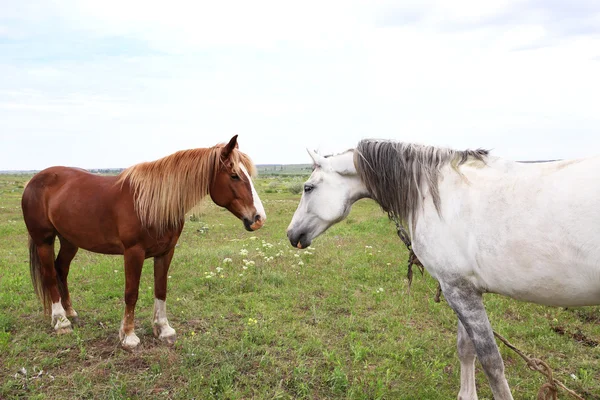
153,298 -> 176,344
119,321 -> 141,349
51,301 -> 72,333
240,165 -> 266,222
457,321 -> 478,400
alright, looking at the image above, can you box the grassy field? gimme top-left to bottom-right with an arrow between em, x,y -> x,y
0,173 -> 598,399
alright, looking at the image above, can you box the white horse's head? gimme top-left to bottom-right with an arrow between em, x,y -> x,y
286,149 -> 370,249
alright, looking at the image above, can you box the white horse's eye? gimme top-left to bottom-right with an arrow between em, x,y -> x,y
304,184 -> 314,193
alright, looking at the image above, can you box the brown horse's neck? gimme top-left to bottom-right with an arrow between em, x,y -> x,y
117,147 -> 221,234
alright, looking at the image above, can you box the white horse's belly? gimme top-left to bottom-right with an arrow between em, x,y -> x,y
478,259 -> 600,307
416,228 -> 600,307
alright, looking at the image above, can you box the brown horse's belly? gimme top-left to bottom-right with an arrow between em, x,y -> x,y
77,240 -> 125,255
52,220 -> 126,255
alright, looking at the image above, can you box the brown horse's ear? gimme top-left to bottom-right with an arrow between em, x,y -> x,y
222,135 -> 239,160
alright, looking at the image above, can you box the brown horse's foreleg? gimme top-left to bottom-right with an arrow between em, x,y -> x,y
55,236 -> 79,322
119,246 -> 145,349
153,247 -> 177,345
38,242 -> 73,334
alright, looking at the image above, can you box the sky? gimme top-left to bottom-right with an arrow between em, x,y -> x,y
1,0 -> 599,170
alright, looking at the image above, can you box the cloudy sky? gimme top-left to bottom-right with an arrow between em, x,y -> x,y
1,0 -> 599,170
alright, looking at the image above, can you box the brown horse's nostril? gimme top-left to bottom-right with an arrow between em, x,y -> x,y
254,214 -> 261,223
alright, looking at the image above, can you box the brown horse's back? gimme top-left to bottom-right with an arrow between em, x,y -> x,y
22,167 -> 134,254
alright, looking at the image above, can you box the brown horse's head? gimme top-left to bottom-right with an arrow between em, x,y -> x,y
210,135 -> 266,231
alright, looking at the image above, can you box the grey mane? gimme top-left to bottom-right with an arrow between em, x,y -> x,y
355,140 -> 489,229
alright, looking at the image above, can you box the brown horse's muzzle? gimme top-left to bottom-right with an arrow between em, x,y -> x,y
243,214 -> 264,231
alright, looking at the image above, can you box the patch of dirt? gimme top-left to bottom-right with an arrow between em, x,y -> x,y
551,325 -> 598,347
502,309 -> 524,322
443,364 -> 454,376
183,319 -> 210,333
86,336 -> 120,359
503,356 -> 518,367
573,309 -> 600,324
113,355 -> 150,371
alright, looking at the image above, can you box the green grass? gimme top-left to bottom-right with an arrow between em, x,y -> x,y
0,173 -> 598,399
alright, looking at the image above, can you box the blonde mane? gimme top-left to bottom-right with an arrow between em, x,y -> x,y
117,144 -> 257,234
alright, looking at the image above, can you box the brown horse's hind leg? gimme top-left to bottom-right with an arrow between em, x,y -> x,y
37,240 -> 73,334
153,247 -> 177,345
119,245 -> 145,349
55,236 -> 79,322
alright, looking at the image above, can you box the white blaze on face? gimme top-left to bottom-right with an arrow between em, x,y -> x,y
240,164 -> 267,222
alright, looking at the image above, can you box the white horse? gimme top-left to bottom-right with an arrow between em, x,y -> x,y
286,140 -> 600,400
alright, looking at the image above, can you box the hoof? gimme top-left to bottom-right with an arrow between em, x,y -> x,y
159,333 -> 177,346
53,315 -> 72,332
56,327 -> 73,335
120,332 -> 141,350
154,323 -> 176,346
69,315 -> 80,325
119,330 -> 140,350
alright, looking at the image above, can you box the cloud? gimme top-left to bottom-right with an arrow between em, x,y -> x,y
481,0 -> 600,36
375,0 -> 600,51
0,0 -> 599,170
49,0 -> 369,53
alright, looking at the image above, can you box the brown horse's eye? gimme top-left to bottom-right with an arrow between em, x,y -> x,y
231,174 -> 240,181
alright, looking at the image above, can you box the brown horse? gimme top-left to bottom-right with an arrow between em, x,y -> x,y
22,135 -> 266,349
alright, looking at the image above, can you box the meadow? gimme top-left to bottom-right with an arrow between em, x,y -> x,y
0,172 -> 598,399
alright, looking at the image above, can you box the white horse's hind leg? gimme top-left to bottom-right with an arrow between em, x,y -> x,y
153,298 -> 176,345
457,320 -> 478,400
442,280 -> 513,400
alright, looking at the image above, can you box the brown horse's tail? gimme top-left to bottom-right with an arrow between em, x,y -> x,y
28,235 -> 52,315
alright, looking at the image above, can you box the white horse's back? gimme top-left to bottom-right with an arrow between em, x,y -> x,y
417,156 -> 600,307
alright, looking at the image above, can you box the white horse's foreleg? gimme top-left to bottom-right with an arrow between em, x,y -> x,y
457,319 -> 478,400
442,280 -> 513,400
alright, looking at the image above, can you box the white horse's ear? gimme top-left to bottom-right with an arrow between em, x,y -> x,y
307,148 -> 324,166
330,150 -> 357,175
